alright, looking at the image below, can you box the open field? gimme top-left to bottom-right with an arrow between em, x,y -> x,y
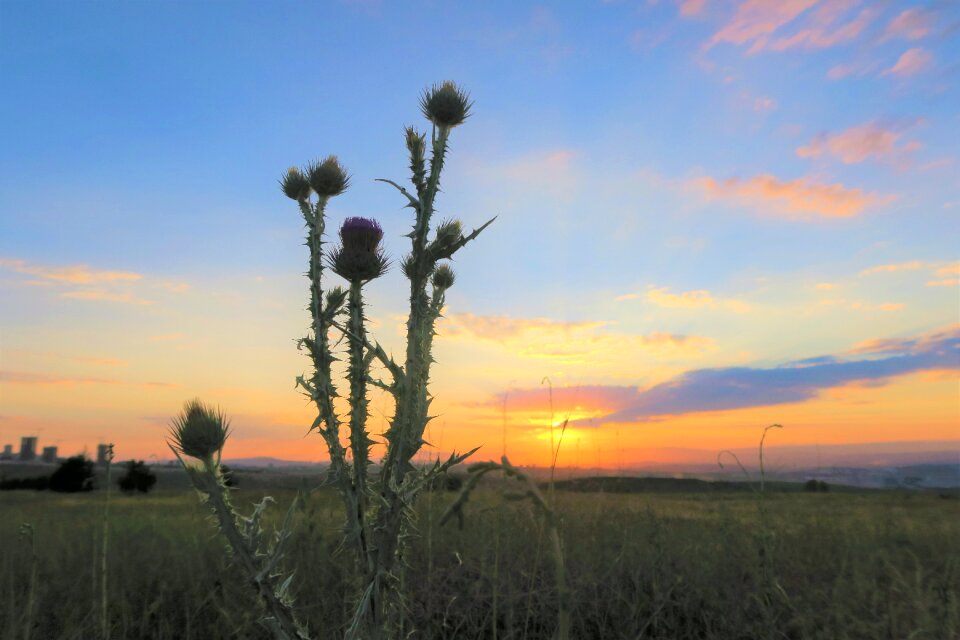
1,484 -> 958,640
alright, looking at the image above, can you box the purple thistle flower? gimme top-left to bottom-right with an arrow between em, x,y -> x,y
331,217 -> 389,282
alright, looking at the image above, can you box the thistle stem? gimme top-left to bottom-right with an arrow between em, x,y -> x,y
200,458 -> 306,640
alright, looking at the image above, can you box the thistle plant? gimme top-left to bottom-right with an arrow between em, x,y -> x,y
170,81 -> 494,639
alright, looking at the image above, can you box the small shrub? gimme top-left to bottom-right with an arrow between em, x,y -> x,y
49,455 -> 96,493
117,460 -> 157,494
0,475 -> 49,491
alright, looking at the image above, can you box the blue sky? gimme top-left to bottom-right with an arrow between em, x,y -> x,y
1,1 -> 957,464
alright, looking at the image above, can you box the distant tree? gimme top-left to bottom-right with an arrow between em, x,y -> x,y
49,455 -> 96,492
117,460 -> 157,494
804,479 -> 830,493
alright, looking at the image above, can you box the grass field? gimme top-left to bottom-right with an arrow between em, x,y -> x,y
1,483 -> 958,639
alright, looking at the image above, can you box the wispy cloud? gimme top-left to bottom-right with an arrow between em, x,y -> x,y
678,0 -> 708,19
641,286 -> 750,312
705,0 -> 876,54
494,325 -> 959,423
816,299 -> 904,312
692,174 -> 888,219
441,312 -> 715,362
859,261 -> 924,276
927,263 -> 960,287
61,290 -> 155,305
444,313 -> 609,341
766,3 -> 877,52
705,0 -> 817,52
0,371 -> 176,388
883,8 -> 935,41
883,47 -> 934,77
0,257 -> 156,305
796,120 -> 922,165
753,96 -> 777,112
0,258 -> 142,285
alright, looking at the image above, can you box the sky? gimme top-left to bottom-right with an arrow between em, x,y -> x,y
1,0 -> 958,470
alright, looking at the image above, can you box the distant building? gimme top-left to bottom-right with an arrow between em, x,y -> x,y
1,444 -> 12,460
96,444 -> 113,465
41,446 -> 58,463
19,437 -> 38,462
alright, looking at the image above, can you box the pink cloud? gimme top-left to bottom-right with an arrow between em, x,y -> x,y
884,8 -> 935,41
753,96 -> 777,112
678,0 -> 708,18
705,0 -> 877,54
693,174 -> 888,219
883,47 -> 934,77
767,4 -> 878,51
796,120 -> 921,164
706,0 -> 817,51
826,59 -> 875,80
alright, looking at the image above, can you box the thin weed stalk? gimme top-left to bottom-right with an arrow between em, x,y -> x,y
100,443 -> 114,640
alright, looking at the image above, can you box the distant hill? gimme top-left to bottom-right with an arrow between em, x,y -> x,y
222,457 -> 322,469
550,476 -> 847,494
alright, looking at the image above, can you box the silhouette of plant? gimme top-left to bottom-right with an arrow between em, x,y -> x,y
117,460 -> 157,494
49,455 -> 95,493
168,81 -> 493,640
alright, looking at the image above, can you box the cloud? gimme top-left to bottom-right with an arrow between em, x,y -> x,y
706,0 -> 817,52
883,47 -> 934,77
884,8 -> 935,41
501,325 -> 960,423
61,290 -> 155,305
444,313 -> 609,342
796,120 -> 922,165
441,312 -> 715,362
816,299 -> 904,312
0,257 -> 158,305
643,286 -> 750,312
705,0 -> 876,54
766,4 -> 878,52
753,96 -> 777,112
927,263 -> 960,287
0,258 -> 142,285
678,0 -> 708,18
859,261 -> 924,276
692,174 -> 887,219
826,60 -> 874,80
0,371 -> 176,388
851,325 -> 959,355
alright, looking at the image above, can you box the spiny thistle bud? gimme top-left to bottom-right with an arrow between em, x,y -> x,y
405,126 -> 426,161
280,167 -> 311,201
307,156 -> 350,197
419,81 -> 472,129
330,217 -> 389,282
432,263 -> 455,290
428,219 -> 463,260
169,399 -> 230,461
325,286 -> 348,315
401,254 -> 416,280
